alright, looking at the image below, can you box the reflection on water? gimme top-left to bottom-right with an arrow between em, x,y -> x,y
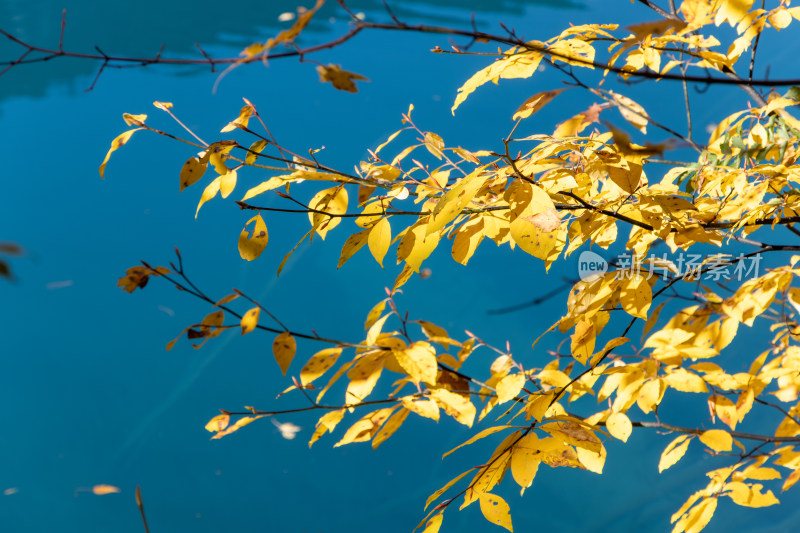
0,0 -> 583,104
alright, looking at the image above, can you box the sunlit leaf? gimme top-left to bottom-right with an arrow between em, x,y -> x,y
99,128 -> 142,178
272,331 -> 296,376
478,493 -> 513,532
699,429 -> 733,452
300,347 -> 343,386
205,414 -> 230,432
92,485 -> 121,495
368,217 -> 392,267
659,434 -> 693,473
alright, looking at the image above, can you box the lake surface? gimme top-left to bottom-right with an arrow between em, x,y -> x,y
2,1 -> 799,532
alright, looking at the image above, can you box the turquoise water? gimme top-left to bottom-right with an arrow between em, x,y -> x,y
2,1 -> 800,532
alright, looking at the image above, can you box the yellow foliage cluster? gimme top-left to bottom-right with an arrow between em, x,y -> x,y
105,1 -> 800,531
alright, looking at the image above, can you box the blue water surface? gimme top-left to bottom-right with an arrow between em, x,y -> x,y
2,1 -> 800,532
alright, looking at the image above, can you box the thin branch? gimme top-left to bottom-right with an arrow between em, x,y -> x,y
135,486 -> 150,533
636,0 -> 682,21
749,0 -> 766,82
631,419 -> 800,443
3,17 -> 800,90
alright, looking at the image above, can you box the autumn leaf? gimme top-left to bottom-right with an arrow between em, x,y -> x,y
606,411 -> 632,442
92,485 -> 121,495
272,332 -> 296,376
512,88 -> 567,120
99,128 -> 142,178
479,493 -> 513,532
368,217 -> 391,267
238,214 -> 269,261
317,64 -> 370,93
659,435 -> 693,473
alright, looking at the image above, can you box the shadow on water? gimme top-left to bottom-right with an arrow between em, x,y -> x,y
0,0 -> 584,105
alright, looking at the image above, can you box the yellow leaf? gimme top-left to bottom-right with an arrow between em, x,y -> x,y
510,433 -> 545,493
570,320 -> 595,365
402,397 -> 440,421
211,415 -> 266,439
421,512 -> 444,533
241,177 -> 286,201
366,313 -> 390,346
89,484 -> 121,496
99,128 -> 142,178
431,388 -> 475,427
240,307 -> 260,335
451,216 -> 484,265
496,373 -> 525,404
122,113 -> 147,126
590,336 -> 630,366
512,88 -> 567,120
316,64 -> 370,92
195,176 -> 221,218
424,131 -> 444,159
782,469 -> 800,492
308,186 -> 348,240
207,142 -> 235,174
245,139 -> 268,165
345,351 -> 386,404
610,91 -> 649,134
272,332 -> 296,376
553,111 -> 595,138
238,214 -> 269,261
205,414 -> 230,432
427,171 -> 485,236
659,434 -> 693,473
716,0 -> 756,26
741,466 -> 781,481
642,301 -> 666,339
478,493 -> 513,533
277,229 -> 312,276
179,156 -> 208,192
398,219 -> 440,272
425,469 -> 474,510
368,217 -> 391,267
619,275 -> 652,319
364,300 -> 387,331
221,104 -> 254,133
725,482 -> 779,507
219,169 -> 238,198
394,341 -> 438,386
699,429 -> 732,452
338,228 -> 370,268
709,394 -> 739,430
309,409 -> 345,447
452,49 -> 542,114
372,407 -> 409,449
264,0 -> 324,50
606,411 -> 632,442
335,407 -> 395,446
510,213 -> 559,260
443,426 -> 511,458
576,442 -> 606,474
300,347 -> 342,386
680,497 -> 717,533
769,8 -> 793,29
636,378 -> 665,414
664,368 -> 708,393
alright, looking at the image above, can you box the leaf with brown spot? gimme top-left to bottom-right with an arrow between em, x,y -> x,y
272,332 -> 296,376
179,156 -> 208,191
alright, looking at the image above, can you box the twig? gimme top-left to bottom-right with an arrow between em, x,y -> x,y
135,486 -> 150,533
